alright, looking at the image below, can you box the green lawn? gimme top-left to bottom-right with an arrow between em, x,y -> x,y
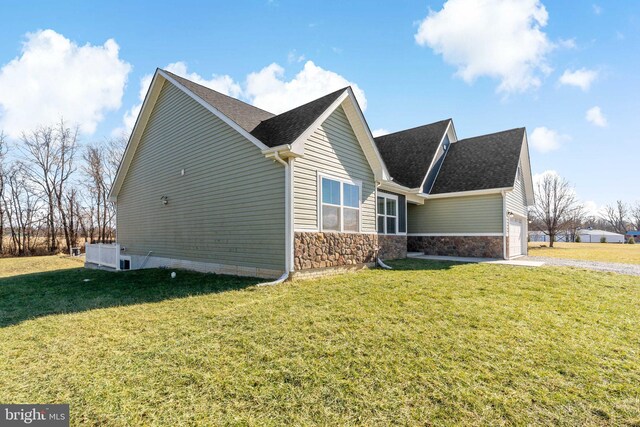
0,254 -> 85,278
1,257 -> 639,426
528,241 -> 640,265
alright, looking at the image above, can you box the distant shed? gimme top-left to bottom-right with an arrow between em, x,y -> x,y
578,229 -> 625,243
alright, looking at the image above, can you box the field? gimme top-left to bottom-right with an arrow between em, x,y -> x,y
528,241 -> 640,264
1,256 -> 639,425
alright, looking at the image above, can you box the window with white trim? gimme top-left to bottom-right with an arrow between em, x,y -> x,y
377,193 -> 398,234
320,176 -> 361,232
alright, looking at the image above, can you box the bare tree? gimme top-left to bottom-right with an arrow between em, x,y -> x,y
631,202 -> 640,232
0,132 -> 7,253
602,200 -> 630,235
83,145 -> 108,242
532,173 -> 578,247
565,204 -> 586,242
81,136 -> 124,243
52,123 -> 78,251
20,120 -> 78,252
3,163 -> 42,255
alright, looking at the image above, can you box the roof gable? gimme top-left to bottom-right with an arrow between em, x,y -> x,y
430,128 -> 525,195
163,70 -> 274,132
251,88 -> 347,148
374,119 -> 451,188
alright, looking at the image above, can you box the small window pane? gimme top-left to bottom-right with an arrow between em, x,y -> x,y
322,205 -> 340,231
386,199 -> 397,216
322,178 -> 340,205
377,215 -> 385,233
386,216 -> 396,234
344,208 -> 359,232
343,183 -> 359,208
377,196 -> 385,215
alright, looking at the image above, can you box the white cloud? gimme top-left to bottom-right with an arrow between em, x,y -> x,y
530,126 -> 569,153
287,50 -> 305,63
116,60 -> 365,136
414,0 -> 553,93
372,128 -> 390,137
558,38 -> 577,49
532,169 -> 559,187
0,29 -> 131,138
116,61 -> 242,135
558,68 -> 598,91
592,4 -> 602,15
585,106 -> 607,127
164,62 -> 242,97
245,60 -> 366,114
583,200 -> 602,216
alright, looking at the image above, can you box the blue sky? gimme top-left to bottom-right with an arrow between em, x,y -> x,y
0,0 -> 638,211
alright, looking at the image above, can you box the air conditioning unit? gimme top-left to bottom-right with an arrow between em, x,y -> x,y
120,257 -> 131,270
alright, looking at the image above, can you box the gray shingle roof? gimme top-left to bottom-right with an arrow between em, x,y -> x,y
430,128 -> 525,194
164,69 -> 347,149
162,70 -> 275,134
250,88 -> 347,148
374,119 -> 451,188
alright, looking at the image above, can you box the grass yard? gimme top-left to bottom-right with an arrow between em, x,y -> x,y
528,241 -> 640,265
1,257 -> 639,425
0,254 -> 85,278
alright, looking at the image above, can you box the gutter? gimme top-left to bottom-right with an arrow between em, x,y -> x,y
259,150 -> 294,285
502,190 -> 508,260
419,186 -> 513,200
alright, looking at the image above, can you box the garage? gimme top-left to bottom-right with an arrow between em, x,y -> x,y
509,217 -> 524,257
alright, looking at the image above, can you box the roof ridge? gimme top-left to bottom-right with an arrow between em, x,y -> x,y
374,118 -> 451,140
456,127 -> 525,143
161,69 -> 275,117
262,86 -> 350,121
249,87 -> 349,148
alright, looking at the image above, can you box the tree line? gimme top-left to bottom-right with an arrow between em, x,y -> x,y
531,172 -> 640,246
0,120 -> 124,256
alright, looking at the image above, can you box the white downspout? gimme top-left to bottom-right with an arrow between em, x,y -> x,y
502,190 -> 507,259
257,151 -> 292,286
374,181 -> 393,270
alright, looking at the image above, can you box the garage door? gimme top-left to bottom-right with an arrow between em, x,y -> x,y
509,218 -> 523,257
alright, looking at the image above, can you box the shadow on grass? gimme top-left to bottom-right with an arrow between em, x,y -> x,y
385,258 -> 459,271
0,267 -> 261,328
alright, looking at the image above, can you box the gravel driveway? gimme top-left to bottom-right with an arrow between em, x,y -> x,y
522,256 -> 640,277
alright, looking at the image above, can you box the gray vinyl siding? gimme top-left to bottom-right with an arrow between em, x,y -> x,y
506,166 -> 527,217
117,81 -> 285,271
293,106 -> 376,232
408,193 -> 504,234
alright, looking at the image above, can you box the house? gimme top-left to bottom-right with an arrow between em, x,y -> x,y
578,229 -> 625,243
626,231 -> 640,243
104,68 -> 534,279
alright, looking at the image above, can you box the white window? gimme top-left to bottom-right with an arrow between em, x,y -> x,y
377,193 -> 398,234
320,176 -> 361,232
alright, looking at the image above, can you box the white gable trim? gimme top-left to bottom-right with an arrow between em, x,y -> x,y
286,88 -> 391,182
109,71 -> 165,201
418,119 -> 454,192
520,132 -> 535,206
159,70 -> 269,151
288,90 -> 349,156
109,69 -> 271,200
340,88 -> 391,182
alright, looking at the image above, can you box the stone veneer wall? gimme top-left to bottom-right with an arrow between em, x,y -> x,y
294,232 -> 376,270
408,235 -> 503,259
294,232 -> 407,270
378,235 -> 407,261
